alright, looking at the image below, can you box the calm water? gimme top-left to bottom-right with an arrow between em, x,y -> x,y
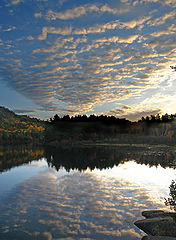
0,145 -> 176,240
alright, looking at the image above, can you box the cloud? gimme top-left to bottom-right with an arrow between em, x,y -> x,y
38,15 -> 149,40
3,26 -> 16,32
108,106 -> 132,116
11,0 -> 23,5
46,5 -> 97,20
163,0 -> 176,6
73,20 -> 122,35
148,10 -> 176,26
38,26 -> 72,40
150,29 -> 174,38
106,102 -> 163,121
33,36 -> 74,53
148,37 -> 176,49
122,16 -> 151,29
148,24 -> 176,38
123,0 -> 176,7
13,109 -> 39,114
34,12 -> 42,18
42,232 -> 53,240
124,109 -> 162,121
118,34 -> 138,43
73,17 -> 147,35
38,17 -> 145,40
26,35 -> 34,40
94,36 -> 119,44
45,4 -> 128,20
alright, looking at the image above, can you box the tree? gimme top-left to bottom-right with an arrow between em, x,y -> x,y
52,114 -> 60,122
62,115 -> 70,121
170,66 -> 176,71
156,114 -> 161,123
165,180 -> 176,211
150,115 -> 156,123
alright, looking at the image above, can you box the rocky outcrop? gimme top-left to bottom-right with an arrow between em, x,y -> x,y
142,210 -> 165,218
134,210 -> 176,240
142,210 -> 176,219
142,236 -> 176,240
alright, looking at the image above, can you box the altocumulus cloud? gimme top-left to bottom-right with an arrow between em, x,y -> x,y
0,0 -> 176,118
45,3 -> 126,21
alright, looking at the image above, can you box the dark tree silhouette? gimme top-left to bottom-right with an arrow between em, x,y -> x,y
165,180 -> 176,211
52,114 -> 60,122
170,66 -> 176,71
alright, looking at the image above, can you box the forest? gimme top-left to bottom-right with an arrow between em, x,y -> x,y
46,112 -> 176,145
1,105 -> 176,145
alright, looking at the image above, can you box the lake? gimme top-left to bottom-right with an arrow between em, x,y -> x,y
0,144 -> 176,240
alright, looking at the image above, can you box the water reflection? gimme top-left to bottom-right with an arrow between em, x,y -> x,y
1,144 -> 176,173
45,145 -> 176,172
0,167 -> 166,240
0,145 -> 44,173
0,144 -> 176,239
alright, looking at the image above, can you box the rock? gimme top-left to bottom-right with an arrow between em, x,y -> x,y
142,210 -> 165,218
142,236 -> 176,240
142,210 -> 176,219
134,216 -> 176,237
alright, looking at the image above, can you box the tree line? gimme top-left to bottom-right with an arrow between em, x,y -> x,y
139,113 -> 176,123
49,113 -> 176,125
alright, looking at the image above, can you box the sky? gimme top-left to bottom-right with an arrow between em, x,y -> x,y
0,0 -> 176,120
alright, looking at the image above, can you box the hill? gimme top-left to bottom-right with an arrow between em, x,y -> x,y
0,106 -> 17,119
0,106 -> 45,144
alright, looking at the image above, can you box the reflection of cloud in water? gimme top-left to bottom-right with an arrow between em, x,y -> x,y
96,160 -> 176,204
0,168 -> 168,239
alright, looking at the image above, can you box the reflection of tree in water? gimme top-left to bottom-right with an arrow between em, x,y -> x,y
45,146 -> 127,172
0,145 -> 44,173
44,146 -> 176,172
1,144 -> 176,173
165,180 -> 176,211
134,149 -> 176,169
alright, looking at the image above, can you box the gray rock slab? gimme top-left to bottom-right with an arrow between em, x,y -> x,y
134,216 -> 176,237
142,210 -> 165,218
142,210 -> 176,219
142,236 -> 176,240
